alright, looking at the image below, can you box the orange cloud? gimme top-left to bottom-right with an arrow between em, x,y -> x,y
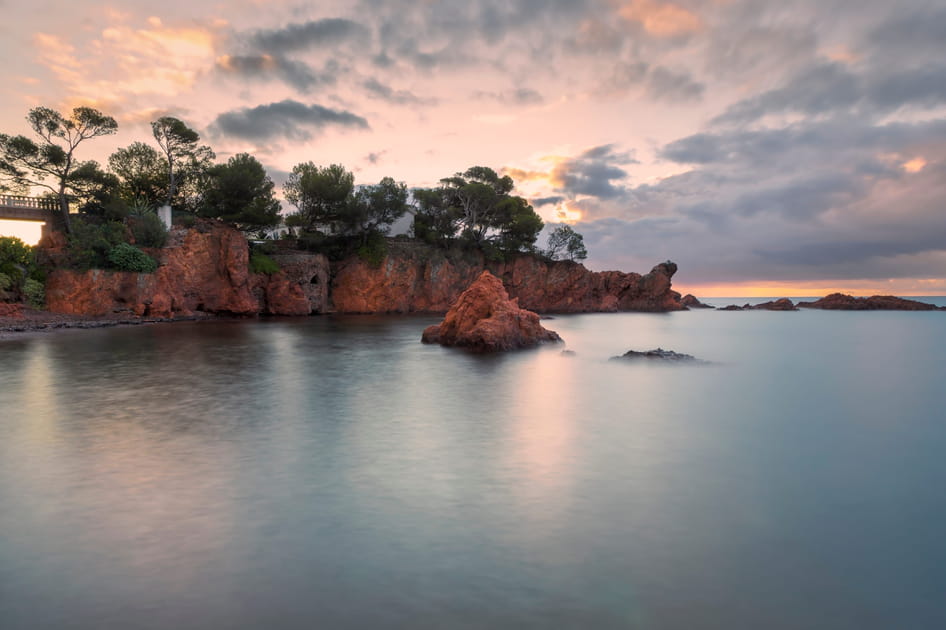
902,157 -> 927,173
617,0 -> 703,37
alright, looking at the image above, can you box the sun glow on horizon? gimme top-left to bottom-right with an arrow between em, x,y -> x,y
0,220 -> 43,245
679,279 -> 946,298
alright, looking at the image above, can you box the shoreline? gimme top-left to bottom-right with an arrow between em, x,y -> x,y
0,308 -> 223,340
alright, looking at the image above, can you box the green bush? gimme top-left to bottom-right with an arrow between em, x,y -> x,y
0,272 -> 11,292
66,218 -> 127,270
356,231 -> 388,268
22,278 -> 45,308
0,236 -> 33,269
130,212 -> 168,248
249,252 -> 280,275
107,242 -> 158,273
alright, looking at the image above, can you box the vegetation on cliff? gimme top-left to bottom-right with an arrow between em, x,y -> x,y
1,105 -> 594,309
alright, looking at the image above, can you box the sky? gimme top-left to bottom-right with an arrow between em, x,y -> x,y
1,0 -> 945,296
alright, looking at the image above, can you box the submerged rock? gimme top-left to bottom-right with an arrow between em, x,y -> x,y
611,348 -> 702,362
797,293 -> 943,311
421,270 -> 562,352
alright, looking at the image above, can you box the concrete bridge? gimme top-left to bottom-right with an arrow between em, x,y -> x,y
0,195 -> 64,235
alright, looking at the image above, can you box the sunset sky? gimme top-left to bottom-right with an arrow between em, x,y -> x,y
1,0 -> 945,296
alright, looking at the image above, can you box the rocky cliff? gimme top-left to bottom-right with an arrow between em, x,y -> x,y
333,240 -> 684,313
42,223 -> 685,318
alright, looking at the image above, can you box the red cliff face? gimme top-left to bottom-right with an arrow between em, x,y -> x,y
42,224 -> 684,318
331,244 -> 684,314
422,270 -> 562,351
45,223 -> 330,318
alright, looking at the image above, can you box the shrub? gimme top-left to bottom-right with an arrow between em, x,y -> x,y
66,218 -> 126,270
130,212 -> 169,248
249,252 -> 280,275
356,231 -> 388,268
0,236 -> 33,269
22,278 -> 45,308
0,272 -> 11,292
107,242 -> 158,273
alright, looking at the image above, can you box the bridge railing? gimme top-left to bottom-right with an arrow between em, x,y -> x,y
0,195 -> 60,210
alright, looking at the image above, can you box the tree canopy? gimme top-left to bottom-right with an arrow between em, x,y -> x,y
0,106 -> 118,231
545,224 -> 588,261
199,153 -> 281,233
411,166 -> 543,257
108,141 -> 168,208
283,162 -> 355,233
151,116 -> 212,209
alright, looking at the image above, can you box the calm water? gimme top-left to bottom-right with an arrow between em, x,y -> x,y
2,303 -> 946,629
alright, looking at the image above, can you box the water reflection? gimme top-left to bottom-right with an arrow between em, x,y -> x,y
2,311 -> 946,628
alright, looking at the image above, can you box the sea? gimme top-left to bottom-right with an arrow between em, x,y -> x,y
2,298 -> 946,629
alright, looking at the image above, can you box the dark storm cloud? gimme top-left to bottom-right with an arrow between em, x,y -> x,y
211,100 -> 369,142
252,18 -> 369,54
215,55 -> 339,93
362,78 -> 437,106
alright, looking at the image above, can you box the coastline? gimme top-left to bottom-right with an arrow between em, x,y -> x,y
0,308 -> 222,340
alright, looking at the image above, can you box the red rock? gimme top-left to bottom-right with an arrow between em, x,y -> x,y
45,221 -> 259,318
682,294 -> 713,308
797,293 -> 941,311
331,242 -> 685,314
752,298 -> 797,311
258,272 -> 311,316
421,270 -> 562,352
0,303 -> 24,319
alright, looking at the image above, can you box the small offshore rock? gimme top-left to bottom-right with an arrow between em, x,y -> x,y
752,298 -> 797,311
561,349 -> 576,356
797,293 -> 943,311
611,347 -> 702,362
681,294 -> 713,309
422,270 -> 562,352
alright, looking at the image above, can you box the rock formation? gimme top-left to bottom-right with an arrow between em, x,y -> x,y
611,348 -> 702,362
40,223 -> 686,318
718,298 -> 797,311
682,294 -> 713,308
798,293 -> 943,311
421,270 -> 562,352
331,243 -> 685,314
752,298 -> 797,311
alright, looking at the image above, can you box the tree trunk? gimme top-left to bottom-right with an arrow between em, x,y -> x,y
58,185 -> 72,234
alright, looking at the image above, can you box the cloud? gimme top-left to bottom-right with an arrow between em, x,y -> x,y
215,55 -> 339,92
576,116 -> 946,284
362,78 -> 437,106
646,66 -> 704,102
549,144 -> 638,200
617,0 -> 703,38
211,99 -> 369,142
714,57 -> 946,125
252,18 -> 369,54
473,87 -> 544,105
